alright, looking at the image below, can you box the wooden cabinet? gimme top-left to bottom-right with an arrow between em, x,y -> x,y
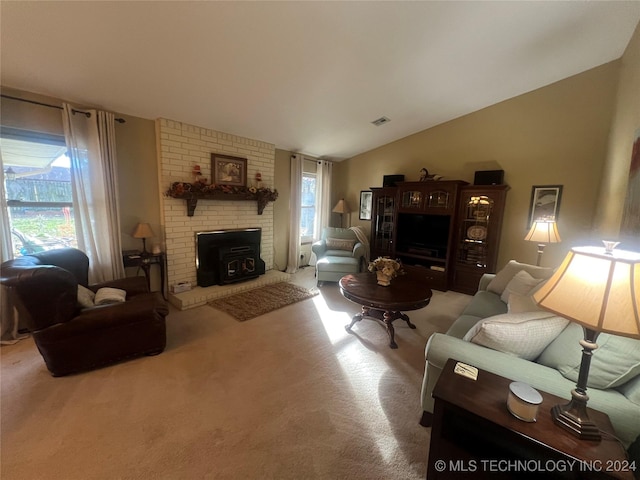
370,187 -> 397,259
370,181 -> 508,293
370,181 -> 467,291
396,181 -> 465,214
452,185 -> 509,295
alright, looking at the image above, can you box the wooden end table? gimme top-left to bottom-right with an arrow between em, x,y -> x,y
339,265 -> 433,349
427,358 -> 635,479
123,251 -> 166,299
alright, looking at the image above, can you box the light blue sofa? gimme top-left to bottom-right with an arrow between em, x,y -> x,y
420,271 -> 640,448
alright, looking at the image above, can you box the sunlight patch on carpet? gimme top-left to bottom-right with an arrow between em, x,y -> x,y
207,282 -> 318,321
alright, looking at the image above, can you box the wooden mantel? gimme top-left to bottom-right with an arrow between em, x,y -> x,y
166,183 -> 278,216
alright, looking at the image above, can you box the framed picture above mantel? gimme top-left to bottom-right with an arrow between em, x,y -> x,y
211,153 -> 247,187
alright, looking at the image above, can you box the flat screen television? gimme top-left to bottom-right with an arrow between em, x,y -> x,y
396,213 -> 451,258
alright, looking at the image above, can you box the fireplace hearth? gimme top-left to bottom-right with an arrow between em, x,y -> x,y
196,228 -> 266,287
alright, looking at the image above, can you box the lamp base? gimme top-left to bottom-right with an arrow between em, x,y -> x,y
551,393 -> 601,441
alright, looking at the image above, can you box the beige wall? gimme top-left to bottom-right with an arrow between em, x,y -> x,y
334,62 -> 620,270
595,21 -> 640,250
116,114 -> 160,253
0,88 -> 65,135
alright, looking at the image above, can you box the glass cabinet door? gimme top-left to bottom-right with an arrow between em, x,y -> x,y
427,190 -> 450,209
400,190 -> 423,210
458,195 -> 494,268
452,184 -> 509,295
372,192 -> 396,257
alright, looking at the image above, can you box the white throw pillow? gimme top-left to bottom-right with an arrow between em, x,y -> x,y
486,260 -> 554,296
77,285 -> 96,308
500,270 -> 545,303
507,293 -> 543,314
463,311 -> 569,360
94,287 -> 127,306
326,237 -> 356,251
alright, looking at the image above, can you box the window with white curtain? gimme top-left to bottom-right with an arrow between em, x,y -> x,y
1,128 -> 77,256
300,172 -> 317,243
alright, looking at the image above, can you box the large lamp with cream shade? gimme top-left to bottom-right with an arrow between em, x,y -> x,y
524,219 -> 561,266
533,242 -> 640,441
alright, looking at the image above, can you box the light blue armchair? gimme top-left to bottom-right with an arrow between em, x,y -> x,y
312,227 -> 365,285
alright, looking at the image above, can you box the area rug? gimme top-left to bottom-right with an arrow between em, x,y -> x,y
207,282 -> 319,321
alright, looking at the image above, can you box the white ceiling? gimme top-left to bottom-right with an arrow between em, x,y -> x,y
2,2 -> 639,161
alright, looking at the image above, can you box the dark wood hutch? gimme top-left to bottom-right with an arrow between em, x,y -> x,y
369,180 -> 509,292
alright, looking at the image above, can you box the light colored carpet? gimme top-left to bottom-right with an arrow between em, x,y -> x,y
208,282 -> 319,321
0,267 -> 472,479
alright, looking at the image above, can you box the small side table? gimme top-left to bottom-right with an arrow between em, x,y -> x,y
427,358 -> 634,479
122,251 -> 166,299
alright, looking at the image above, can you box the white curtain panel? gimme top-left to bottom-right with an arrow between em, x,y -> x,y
0,154 -> 25,344
316,160 -> 333,238
0,154 -> 13,263
286,154 -> 303,274
62,104 -> 124,283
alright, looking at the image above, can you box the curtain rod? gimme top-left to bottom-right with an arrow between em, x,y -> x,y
1,94 -> 126,123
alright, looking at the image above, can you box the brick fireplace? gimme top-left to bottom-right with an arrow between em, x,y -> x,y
157,119 -> 275,296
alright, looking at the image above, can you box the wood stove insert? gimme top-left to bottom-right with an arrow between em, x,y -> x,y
196,228 -> 266,287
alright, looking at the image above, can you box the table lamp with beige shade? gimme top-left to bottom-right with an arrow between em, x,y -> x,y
333,199 -> 350,228
132,222 -> 155,255
524,219 -> 561,266
533,241 -> 640,441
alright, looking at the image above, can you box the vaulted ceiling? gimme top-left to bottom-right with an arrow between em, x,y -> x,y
2,2 -> 639,160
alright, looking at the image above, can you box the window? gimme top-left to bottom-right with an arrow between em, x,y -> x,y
300,172 -> 317,242
2,129 -> 77,256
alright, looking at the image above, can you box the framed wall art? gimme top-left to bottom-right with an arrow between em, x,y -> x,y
528,185 -> 563,228
211,153 -> 247,187
359,190 -> 372,220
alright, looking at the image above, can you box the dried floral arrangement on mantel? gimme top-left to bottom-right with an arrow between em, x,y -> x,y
166,182 -> 279,216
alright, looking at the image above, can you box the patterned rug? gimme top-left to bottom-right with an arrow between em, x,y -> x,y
207,282 -> 319,321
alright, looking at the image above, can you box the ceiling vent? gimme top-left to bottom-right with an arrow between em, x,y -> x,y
371,116 -> 391,126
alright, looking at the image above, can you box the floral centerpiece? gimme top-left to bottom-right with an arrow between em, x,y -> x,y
368,256 -> 404,286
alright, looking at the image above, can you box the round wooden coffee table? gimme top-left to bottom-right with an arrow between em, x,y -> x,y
339,266 -> 433,349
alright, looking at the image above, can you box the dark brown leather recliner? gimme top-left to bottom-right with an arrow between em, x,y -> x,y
0,248 -> 169,376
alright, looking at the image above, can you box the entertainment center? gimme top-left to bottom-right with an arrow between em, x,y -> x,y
369,180 -> 509,292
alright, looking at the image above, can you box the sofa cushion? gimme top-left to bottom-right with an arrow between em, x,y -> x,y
461,290 -> 508,319
507,293 -> 544,314
446,314 -> 483,339
326,237 -> 356,251
463,311 -> 569,360
500,270 -> 545,303
538,322 -> 640,389
487,260 -> 554,296
316,256 -> 360,273
617,374 -> 640,406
